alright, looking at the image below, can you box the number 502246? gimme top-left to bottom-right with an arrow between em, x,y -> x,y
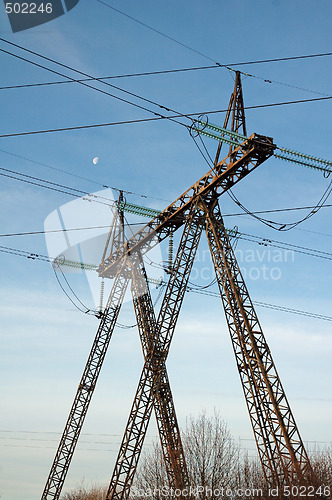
5,3 -> 53,14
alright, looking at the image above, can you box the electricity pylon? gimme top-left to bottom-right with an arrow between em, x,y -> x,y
41,74 -> 314,500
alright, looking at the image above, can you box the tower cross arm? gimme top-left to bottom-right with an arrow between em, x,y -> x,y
98,133 -> 275,279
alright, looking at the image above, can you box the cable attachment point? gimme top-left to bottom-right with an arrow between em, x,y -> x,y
189,114 -> 209,138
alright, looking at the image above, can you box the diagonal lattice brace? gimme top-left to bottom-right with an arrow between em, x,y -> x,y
203,199 -> 314,487
106,202 -> 204,500
131,256 -> 189,489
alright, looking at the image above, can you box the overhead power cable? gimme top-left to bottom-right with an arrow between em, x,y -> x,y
0,148 -> 170,203
0,39 -> 213,163
0,39 -> 331,144
187,287 -> 332,322
228,183 -> 332,232
0,433 -> 330,449
0,40 -> 190,128
2,162 -> 331,247
0,167 -> 115,207
1,54 -> 331,96
96,0 -> 330,96
1,39 -> 330,234
0,226 -> 116,238
53,264 -> 134,327
1,202 -> 332,238
0,242 -> 330,322
222,204 -> 332,218
1,429 -> 330,441
3,110 -> 331,236
235,232 -> 332,260
1,217 -> 330,271
1,38 -> 330,186
1,137 -> 332,219
0,166 -> 163,216
53,263 -> 92,315
2,162 -> 331,250
1,96 -> 331,139
96,0 -> 234,66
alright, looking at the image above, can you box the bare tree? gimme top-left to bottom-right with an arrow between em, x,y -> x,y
183,412 -> 240,495
133,411 -> 241,499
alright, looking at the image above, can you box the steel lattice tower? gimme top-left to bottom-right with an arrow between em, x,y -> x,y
41,75 -> 315,500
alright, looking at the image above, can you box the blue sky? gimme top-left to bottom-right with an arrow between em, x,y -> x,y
0,1 -> 331,498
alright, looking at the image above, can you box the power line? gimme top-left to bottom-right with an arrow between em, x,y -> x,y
0,39 -> 217,183
0,226 -> 113,238
0,430 -> 130,436
1,43 -> 330,252
211,230 -> 330,259
96,0 -> 331,96
0,166 -> 162,213
0,37 -> 211,175
0,434 -> 330,447
1,96 -> 331,139
0,148 -> 110,187
0,167 -> 331,259
1,241 -> 331,321
1,140 -> 331,219
1,203 -> 331,238
0,148 -> 171,203
0,41 -> 189,128
2,164 -> 331,259
227,180 -> 332,232
297,227 -> 332,238
96,0 -> 222,65
222,204 -> 332,218
3,228 -> 329,268
1,54 -> 331,95
0,166 -> 100,197
235,232 -> 332,260
0,167 -> 168,222
0,168 -> 166,229
53,263 -> 93,315
0,40 -> 211,165
0,168 -> 114,207
187,288 -> 332,322
1,39 -> 331,143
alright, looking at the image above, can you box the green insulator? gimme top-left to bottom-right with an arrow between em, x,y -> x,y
196,127 -> 240,147
200,121 -> 246,141
278,147 -> 331,167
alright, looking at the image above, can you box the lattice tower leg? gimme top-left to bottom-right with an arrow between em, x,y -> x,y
131,256 -> 189,489
203,200 -> 314,489
106,203 -> 203,500
41,260 -> 130,500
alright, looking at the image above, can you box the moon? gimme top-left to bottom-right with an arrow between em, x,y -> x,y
92,157 -> 99,165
